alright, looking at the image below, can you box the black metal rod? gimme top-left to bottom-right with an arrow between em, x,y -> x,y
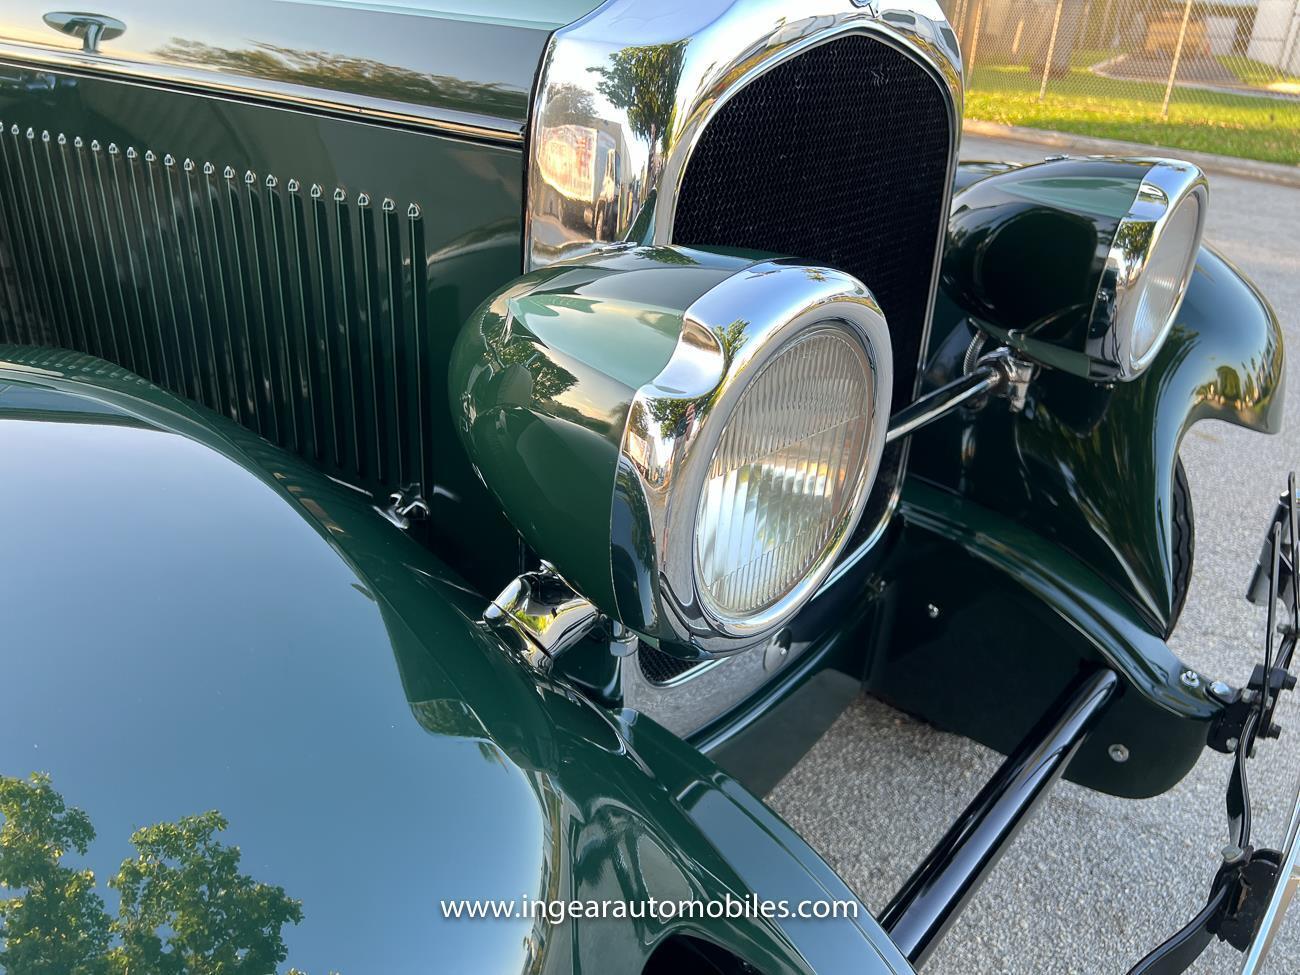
885,366 -> 1001,444
879,668 -> 1119,967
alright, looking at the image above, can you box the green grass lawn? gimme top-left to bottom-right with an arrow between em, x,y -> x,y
966,64 -> 1300,165
1217,56 -> 1300,93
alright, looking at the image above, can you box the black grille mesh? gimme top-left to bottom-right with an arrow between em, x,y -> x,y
638,643 -> 701,685
673,35 -> 953,543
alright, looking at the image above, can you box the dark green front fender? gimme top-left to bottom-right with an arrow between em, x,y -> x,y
0,347 -> 909,975
884,175 -> 1285,797
912,242 -> 1285,638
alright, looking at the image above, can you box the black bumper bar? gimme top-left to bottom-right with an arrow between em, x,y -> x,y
879,668 -> 1119,967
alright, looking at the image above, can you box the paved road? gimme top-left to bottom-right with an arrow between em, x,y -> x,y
769,136 -> 1300,974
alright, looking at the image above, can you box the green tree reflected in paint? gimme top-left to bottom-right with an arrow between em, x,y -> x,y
0,774 -> 109,975
0,774 -> 322,975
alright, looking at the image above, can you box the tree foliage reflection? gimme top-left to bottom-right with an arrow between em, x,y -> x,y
0,774 -> 318,975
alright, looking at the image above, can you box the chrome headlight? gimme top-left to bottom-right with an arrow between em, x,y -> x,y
1094,164 -> 1207,380
452,247 -> 892,660
622,265 -> 891,653
945,157 -> 1208,382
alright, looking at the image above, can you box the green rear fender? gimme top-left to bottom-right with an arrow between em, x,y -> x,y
0,347 -> 908,975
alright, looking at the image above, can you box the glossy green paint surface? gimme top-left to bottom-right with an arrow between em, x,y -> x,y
0,64 -> 526,596
450,246 -> 758,624
916,161 -> 1285,635
881,482 -> 1215,798
0,0 -> 587,136
0,345 -> 910,975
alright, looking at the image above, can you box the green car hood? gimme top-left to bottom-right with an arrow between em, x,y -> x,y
0,347 -> 909,975
0,0 -> 604,139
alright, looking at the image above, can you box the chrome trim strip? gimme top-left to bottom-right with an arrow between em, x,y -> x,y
0,44 -> 524,145
646,655 -> 723,690
620,635 -> 807,737
813,506 -> 894,598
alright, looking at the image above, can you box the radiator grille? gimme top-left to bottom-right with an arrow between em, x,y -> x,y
672,34 -> 954,546
0,124 -> 434,499
638,643 -> 702,685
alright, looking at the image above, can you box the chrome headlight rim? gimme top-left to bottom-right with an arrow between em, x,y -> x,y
616,260 -> 892,657
1089,160 -> 1208,381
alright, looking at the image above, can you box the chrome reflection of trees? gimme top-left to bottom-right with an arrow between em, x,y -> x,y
0,773 -> 316,975
589,43 -> 687,152
645,318 -> 748,435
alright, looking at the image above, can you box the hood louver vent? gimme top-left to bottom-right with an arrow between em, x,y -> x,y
0,124 -> 436,502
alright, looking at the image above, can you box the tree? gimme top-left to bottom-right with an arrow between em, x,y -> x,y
108,812 -> 303,975
0,774 -> 111,975
589,43 -> 687,154
0,774 -> 313,975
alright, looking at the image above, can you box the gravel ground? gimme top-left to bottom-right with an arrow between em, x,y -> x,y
768,136 -> 1300,974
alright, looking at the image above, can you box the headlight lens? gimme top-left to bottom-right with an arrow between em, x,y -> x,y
617,259 -> 893,655
1125,192 -> 1202,372
694,325 -> 875,620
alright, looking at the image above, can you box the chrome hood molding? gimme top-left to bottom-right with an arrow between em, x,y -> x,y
526,0 -> 963,270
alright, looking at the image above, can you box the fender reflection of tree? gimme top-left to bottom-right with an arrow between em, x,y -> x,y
486,335 -> 579,406
0,773 -> 110,975
638,246 -> 699,267
0,774 -> 316,975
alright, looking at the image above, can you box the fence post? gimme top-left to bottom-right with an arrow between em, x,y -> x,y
966,0 -> 986,80
1161,0 -> 1195,118
1038,0 -> 1067,101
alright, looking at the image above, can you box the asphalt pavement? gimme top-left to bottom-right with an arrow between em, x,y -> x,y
768,136 -> 1300,975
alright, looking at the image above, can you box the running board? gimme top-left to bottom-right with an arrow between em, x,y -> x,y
879,669 -> 1119,967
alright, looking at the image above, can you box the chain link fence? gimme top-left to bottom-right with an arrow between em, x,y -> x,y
940,0 -> 1300,164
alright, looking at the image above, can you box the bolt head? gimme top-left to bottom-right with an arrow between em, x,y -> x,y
1108,744 -> 1129,763
1181,670 -> 1201,689
926,603 -> 941,620
763,629 -> 793,673
1210,680 -> 1232,699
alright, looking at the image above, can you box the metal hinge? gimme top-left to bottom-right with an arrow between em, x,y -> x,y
482,563 -> 635,672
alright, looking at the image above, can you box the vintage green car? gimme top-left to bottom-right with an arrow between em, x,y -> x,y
0,1 -> 1295,972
